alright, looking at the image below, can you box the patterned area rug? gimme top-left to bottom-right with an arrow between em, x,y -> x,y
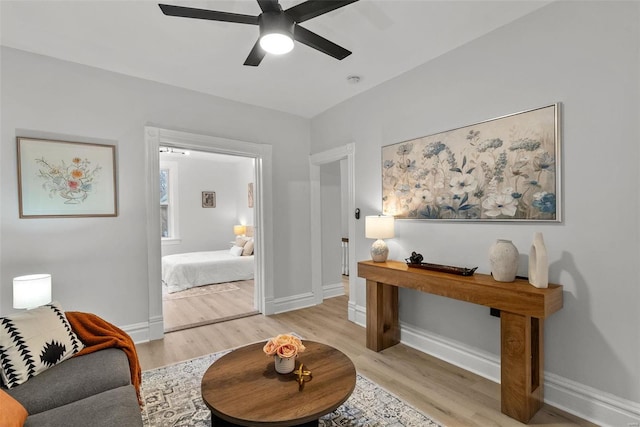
141,350 -> 442,427
162,282 -> 240,300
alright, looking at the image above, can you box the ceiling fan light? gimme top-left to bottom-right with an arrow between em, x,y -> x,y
260,33 -> 294,55
258,11 -> 295,56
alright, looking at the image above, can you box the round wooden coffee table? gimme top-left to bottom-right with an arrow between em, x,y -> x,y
201,340 -> 356,426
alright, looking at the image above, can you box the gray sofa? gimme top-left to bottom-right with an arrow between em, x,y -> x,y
3,348 -> 143,427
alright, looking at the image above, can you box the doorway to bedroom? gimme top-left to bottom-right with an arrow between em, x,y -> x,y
160,148 -> 259,332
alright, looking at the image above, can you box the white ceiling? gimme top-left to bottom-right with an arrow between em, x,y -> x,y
0,0 -> 550,118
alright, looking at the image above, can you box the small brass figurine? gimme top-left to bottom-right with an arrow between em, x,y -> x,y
294,363 -> 312,391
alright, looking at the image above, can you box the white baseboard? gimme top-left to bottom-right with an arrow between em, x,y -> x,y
545,372 -> 640,427
352,303 -> 640,427
148,315 -> 164,341
272,285 -> 346,314
400,322 -> 501,382
350,300 -> 365,325
271,291 -> 316,314
322,282 -> 345,299
123,321 -> 152,344
263,295 -> 275,315
347,299 -> 358,323
123,315 -> 164,344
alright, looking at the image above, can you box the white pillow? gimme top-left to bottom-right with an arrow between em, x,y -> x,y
0,302 -> 84,388
229,245 -> 244,256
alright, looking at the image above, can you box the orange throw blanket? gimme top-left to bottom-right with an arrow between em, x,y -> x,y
65,312 -> 142,405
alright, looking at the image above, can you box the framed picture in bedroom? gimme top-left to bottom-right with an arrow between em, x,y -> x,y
381,103 -> 561,222
202,191 -> 216,208
17,137 -> 118,218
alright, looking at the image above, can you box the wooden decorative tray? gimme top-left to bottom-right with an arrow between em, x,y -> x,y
405,261 -> 478,276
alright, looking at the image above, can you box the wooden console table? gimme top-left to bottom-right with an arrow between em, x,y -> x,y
358,260 -> 563,423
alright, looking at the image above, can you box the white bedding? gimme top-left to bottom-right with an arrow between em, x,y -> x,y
162,250 -> 254,293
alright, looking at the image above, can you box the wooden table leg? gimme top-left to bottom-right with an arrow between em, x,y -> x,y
366,279 -> 400,352
500,312 -> 544,423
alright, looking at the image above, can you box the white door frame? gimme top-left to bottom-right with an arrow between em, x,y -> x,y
145,127 -> 273,340
309,143 -> 357,322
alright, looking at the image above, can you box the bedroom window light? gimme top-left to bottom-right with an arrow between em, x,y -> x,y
160,169 -> 170,237
160,160 -> 180,244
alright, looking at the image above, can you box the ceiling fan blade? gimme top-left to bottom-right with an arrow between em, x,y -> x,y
256,0 -> 281,13
244,40 -> 267,66
159,4 -> 258,25
285,0 -> 359,23
293,25 -> 351,60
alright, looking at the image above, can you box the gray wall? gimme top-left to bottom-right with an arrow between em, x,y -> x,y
311,0 -> 640,411
0,47 -> 311,325
160,153 -> 254,256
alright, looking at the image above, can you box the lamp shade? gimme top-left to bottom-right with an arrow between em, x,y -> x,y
365,215 -> 395,239
13,274 -> 52,309
233,225 -> 246,236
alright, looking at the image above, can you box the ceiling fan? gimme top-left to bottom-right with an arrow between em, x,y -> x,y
159,0 -> 359,66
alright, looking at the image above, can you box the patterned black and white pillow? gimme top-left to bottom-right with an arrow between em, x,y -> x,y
0,302 -> 84,388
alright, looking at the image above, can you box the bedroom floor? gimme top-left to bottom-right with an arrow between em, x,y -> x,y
163,279 -> 257,332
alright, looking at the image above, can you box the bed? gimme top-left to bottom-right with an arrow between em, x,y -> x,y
162,250 -> 254,294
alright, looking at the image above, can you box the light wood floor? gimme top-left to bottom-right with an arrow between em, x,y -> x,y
136,293 -> 595,427
162,280 -> 257,332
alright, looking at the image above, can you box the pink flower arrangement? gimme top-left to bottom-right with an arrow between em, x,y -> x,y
263,334 -> 305,359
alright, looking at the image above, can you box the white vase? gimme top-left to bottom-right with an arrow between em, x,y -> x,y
489,239 -> 519,282
528,232 -> 549,288
274,355 -> 295,374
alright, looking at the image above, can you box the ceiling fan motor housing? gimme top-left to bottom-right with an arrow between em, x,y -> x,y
259,12 -> 295,40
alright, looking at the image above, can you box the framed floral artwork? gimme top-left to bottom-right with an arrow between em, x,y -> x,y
17,137 -> 117,218
382,104 -> 561,221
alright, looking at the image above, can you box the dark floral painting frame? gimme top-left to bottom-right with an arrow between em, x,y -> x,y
381,104 -> 561,221
17,137 -> 117,218
202,191 -> 216,208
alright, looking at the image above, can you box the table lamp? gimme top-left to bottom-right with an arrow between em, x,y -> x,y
233,225 -> 246,237
13,274 -> 52,309
365,215 -> 395,262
